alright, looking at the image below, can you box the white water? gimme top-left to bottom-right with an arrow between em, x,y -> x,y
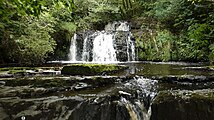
128,33 -> 136,61
68,33 -> 77,61
120,77 -> 158,120
68,21 -> 135,62
116,21 -> 130,31
92,32 -> 117,62
82,36 -> 90,61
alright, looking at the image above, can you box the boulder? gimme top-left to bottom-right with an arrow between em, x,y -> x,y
61,64 -> 128,76
151,89 -> 214,120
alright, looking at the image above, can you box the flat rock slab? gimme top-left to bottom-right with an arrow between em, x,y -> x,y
0,76 -> 133,98
150,75 -> 214,83
61,64 -> 128,76
0,95 -> 133,120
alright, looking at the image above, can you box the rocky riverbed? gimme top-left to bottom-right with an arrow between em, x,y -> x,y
0,62 -> 214,120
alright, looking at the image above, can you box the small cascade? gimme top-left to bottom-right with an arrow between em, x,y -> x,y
66,76 -> 157,120
116,21 -> 130,31
68,33 -> 77,61
68,21 -> 136,62
120,77 -> 157,120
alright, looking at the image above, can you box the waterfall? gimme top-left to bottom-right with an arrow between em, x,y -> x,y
82,36 -> 90,61
120,77 -> 157,120
92,32 -> 117,62
68,33 -> 77,61
128,33 -> 136,61
116,21 -> 130,31
68,21 -> 136,62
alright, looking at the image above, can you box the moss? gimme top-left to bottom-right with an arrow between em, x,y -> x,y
153,91 -> 176,104
33,67 -> 62,71
151,90 -> 214,120
8,70 -> 26,74
0,67 -> 61,72
3,77 -> 68,87
206,66 -> 214,70
44,81 -> 61,87
0,68 -> 10,71
61,64 -> 128,76
154,90 -> 214,104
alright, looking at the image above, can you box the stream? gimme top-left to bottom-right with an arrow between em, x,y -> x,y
0,62 -> 214,120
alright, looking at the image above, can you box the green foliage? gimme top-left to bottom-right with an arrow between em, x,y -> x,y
119,0 -> 145,19
209,44 -> 214,63
137,29 -> 175,61
136,0 -> 214,62
61,22 -> 77,35
0,0 -> 75,18
73,0 -> 121,30
14,15 -> 56,64
0,0 -> 213,64
152,0 -> 178,21
175,23 -> 213,61
0,13 -> 56,64
155,30 -> 174,61
0,0 -> 76,64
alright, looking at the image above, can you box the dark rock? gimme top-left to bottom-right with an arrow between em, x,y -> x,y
74,82 -> 90,90
151,75 -> 214,83
114,31 -> 135,61
151,89 -> 214,120
0,81 -> 6,86
0,95 -> 134,120
0,73 -> 14,78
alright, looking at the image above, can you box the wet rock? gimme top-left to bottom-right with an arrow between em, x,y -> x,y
181,66 -> 214,71
151,89 -> 214,120
69,97 -> 131,120
0,76 -> 134,98
61,64 -> 128,76
0,76 -> 156,120
114,31 -> 136,61
0,73 -> 13,78
0,96 -> 134,120
0,86 -> 48,98
0,81 -> 6,86
151,75 -> 214,83
74,82 -> 90,90
119,91 -> 131,96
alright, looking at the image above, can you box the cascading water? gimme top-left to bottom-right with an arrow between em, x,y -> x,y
119,77 -> 157,120
92,32 -> 117,62
128,33 -> 136,61
116,22 -> 130,31
82,36 -> 90,61
68,21 -> 136,62
68,33 -> 77,61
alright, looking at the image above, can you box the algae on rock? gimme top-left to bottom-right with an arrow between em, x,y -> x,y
61,64 -> 128,76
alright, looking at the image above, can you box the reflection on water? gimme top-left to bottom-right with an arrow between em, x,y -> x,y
116,61 -> 214,77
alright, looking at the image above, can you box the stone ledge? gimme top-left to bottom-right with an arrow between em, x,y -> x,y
61,64 -> 128,76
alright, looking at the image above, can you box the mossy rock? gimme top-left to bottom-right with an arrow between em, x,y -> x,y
151,90 -> 214,120
61,64 -> 128,76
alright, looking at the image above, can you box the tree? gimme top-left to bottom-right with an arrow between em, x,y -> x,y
0,0 -> 75,64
